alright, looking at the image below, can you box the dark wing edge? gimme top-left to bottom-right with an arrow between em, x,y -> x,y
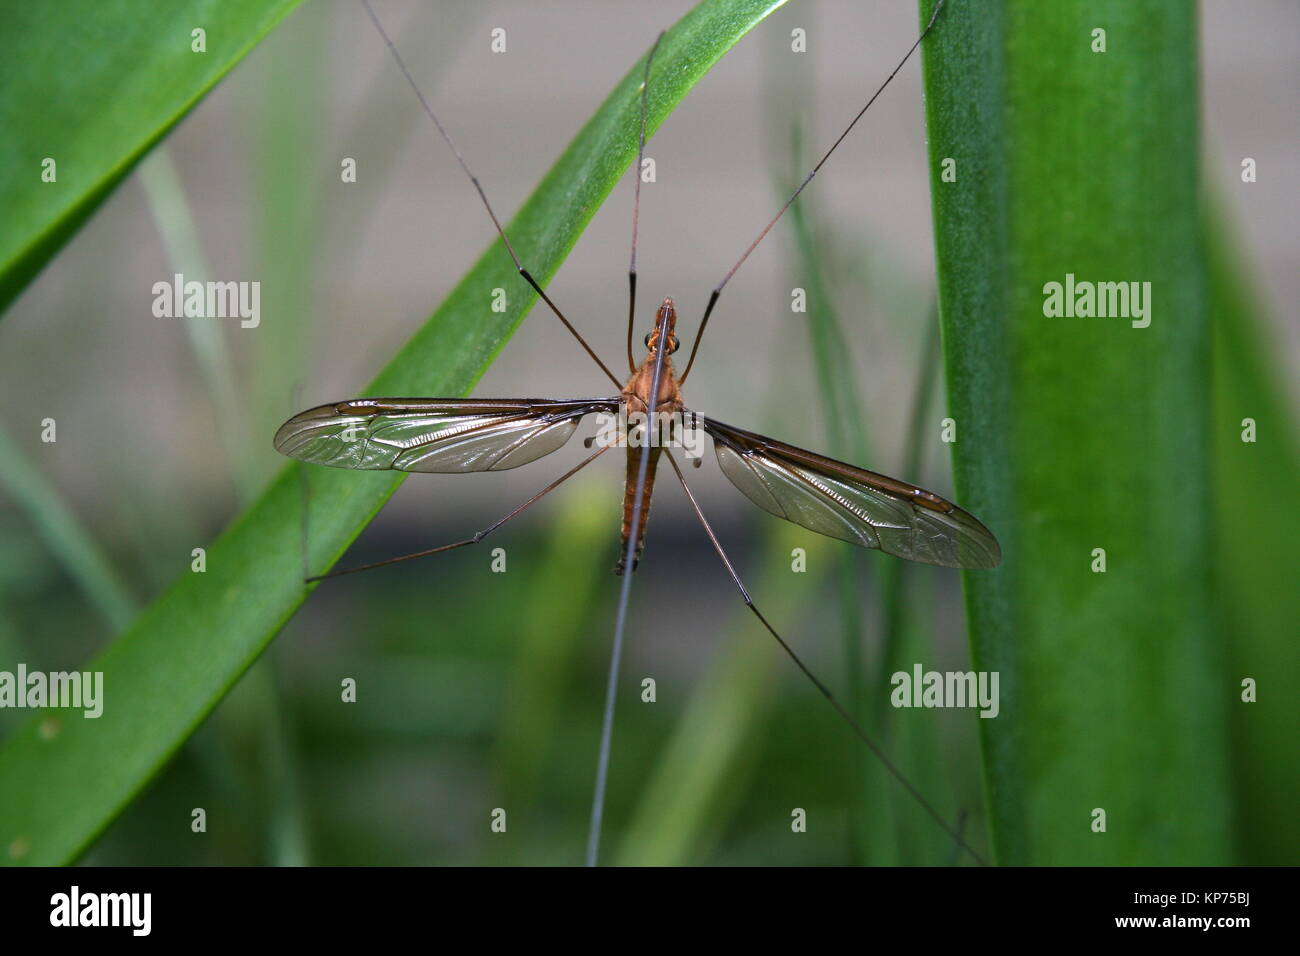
701,415 -> 1001,570
274,397 -> 620,474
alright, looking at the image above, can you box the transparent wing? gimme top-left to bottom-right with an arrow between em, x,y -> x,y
702,416 -> 1001,569
274,398 -> 618,473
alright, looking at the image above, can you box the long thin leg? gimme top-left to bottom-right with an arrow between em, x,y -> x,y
586,309 -> 673,867
663,449 -> 988,867
679,0 -> 946,384
359,0 -> 622,391
945,808 -> 971,868
626,32 -> 666,372
306,445 -> 611,583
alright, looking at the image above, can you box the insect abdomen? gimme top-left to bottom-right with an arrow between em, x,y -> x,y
615,446 -> 661,575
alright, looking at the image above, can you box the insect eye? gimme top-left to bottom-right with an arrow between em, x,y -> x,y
644,332 -> 653,348
669,336 -> 680,354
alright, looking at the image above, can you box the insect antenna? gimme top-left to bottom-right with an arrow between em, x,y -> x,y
679,0 -> 946,383
662,449 -> 989,867
626,31 -> 666,373
358,0 -> 622,390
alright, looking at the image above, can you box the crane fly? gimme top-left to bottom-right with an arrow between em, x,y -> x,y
277,0 -> 997,864
275,298 -> 999,573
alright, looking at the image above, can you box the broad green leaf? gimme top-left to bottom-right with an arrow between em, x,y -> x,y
921,0 -> 1231,863
0,0 -> 789,867
0,0 -> 304,316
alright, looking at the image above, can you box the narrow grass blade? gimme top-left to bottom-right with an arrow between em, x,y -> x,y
0,426 -> 137,633
492,481 -> 612,820
138,149 -> 255,500
614,525 -> 818,866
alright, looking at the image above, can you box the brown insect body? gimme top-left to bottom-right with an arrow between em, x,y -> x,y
616,297 -> 683,575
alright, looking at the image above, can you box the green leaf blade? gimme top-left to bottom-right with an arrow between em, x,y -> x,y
921,0 -> 1231,864
0,0 -> 306,315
